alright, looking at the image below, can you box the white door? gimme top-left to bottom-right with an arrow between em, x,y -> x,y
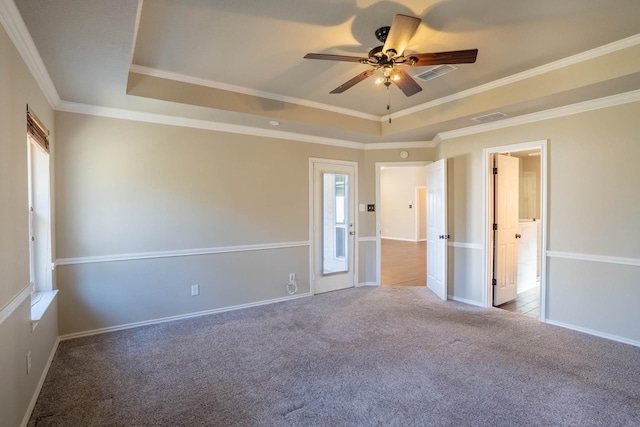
426,159 -> 447,300
312,161 -> 356,294
493,154 -> 519,305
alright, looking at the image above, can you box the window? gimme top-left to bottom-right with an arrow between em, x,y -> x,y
322,173 -> 349,274
26,107 -> 52,296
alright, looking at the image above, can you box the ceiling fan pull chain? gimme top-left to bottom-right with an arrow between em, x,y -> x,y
387,89 -> 392,123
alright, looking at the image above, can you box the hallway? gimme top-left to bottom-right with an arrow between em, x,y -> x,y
381,239 -> 426,286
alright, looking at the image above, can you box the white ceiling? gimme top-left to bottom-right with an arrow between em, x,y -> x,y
13,0 -> 640,144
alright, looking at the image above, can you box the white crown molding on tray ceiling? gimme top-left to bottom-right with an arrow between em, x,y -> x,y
434,88 -> 640,143
56,100 -> 369,149
392,33 -> 640,121
128,64 -> 381,122
130,34 -> 640,123
3,2 -> 640,148
0,0 -> 60,108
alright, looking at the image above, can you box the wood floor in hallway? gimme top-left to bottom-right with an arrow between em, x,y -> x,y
381,239 -> 426,286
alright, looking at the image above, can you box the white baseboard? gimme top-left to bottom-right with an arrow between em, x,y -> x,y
544,319 -> 640,348
59,292 -> 312,341
357,282 -> 379,287
448,295 -> 484,307
21,337 -> 60,427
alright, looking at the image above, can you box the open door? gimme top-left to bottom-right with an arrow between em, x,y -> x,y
493,154 -> 519,305
312,160 -> 356,294
426,159 -> 447,300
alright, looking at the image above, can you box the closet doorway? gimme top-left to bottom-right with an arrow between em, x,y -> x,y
483,141 -> 547,319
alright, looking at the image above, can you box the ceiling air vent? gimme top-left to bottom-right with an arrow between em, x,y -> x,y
414,65 -> 457,82
472,112 -> 507,123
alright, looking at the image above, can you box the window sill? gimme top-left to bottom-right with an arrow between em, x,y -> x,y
31,290 -> 58,332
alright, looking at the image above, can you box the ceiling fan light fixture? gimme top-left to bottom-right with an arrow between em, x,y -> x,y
303,14 -> 478,98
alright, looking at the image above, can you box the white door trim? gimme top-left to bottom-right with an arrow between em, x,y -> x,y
482,140 -> 548,321
309,158 -> 359,295
375,161 -> 431,285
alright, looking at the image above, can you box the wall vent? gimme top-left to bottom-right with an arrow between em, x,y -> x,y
414,65 -> 457,82
472,112 -> 507,123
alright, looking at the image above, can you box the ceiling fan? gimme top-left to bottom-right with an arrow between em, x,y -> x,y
304,14 -> 478,97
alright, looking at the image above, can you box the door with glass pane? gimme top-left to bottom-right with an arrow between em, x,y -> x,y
312,160 -> 356,294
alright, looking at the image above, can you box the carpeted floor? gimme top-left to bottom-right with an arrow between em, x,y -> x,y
29,287 -> 640,426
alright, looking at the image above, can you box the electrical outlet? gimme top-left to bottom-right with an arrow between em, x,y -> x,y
289,273 -> 295,282
191,284 -> 199,296
27,351 -> 31,375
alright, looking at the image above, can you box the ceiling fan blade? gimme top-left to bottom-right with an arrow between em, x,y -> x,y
410,49 -> 478,66
382,14 -> 421,57
330,69 -> 376,94
392,68 -> 422,97
304,53 -> 365,63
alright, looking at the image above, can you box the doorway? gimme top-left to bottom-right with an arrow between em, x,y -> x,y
310,159 -> 358,294
483,141 -> 547,320
375,162 -> 430,287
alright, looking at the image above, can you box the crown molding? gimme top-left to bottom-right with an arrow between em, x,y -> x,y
129,64 -> 380,122
364,141 -> 435,150
0,0 -> 60,108
57,101 -> 436,150
132,33 -> 640,126
390,33 -> 640,121
436,89 -> 640,141
57,88 -> 640,151
127,0 -> 144,67
56,100 -> 367,150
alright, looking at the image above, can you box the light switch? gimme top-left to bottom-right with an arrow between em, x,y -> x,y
359,204 -> 365,212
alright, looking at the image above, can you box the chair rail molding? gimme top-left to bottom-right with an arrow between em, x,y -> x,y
56,241 -> 311,267
0,283 -> 32,325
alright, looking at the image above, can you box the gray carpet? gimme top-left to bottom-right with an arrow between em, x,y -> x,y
29,287 -> 640,426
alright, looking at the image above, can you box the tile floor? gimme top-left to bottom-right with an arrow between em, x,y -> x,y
497,286 -> 539,318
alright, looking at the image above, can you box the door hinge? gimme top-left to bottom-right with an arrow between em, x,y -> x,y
493,167 -> 498,175
492,278 -> 497,286
492,223 -> 497,231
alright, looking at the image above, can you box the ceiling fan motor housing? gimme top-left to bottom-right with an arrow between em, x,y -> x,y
375,26 -> 390,43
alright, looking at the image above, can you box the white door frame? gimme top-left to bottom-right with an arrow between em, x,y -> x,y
375,161 -> 431,285
483,140 -> 548,320
309,158 -> 359,295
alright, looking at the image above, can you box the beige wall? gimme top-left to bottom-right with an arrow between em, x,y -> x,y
0,22 -> 58,427
440,101 -> 640,341
59,99 -> 640,344
53,113 -> 434,333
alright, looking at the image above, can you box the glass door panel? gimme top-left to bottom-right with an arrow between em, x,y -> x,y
322,173 -> 349,275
